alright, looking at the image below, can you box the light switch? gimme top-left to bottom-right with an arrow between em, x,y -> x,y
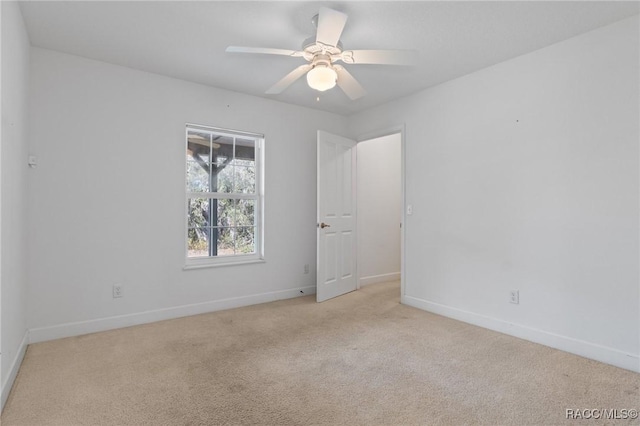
407,205 -> 413,215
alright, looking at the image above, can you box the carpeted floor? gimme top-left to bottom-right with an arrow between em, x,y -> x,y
2,281 -> 639,425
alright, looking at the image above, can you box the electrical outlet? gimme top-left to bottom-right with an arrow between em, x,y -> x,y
304,264 -> 310,274
509,290 -> 519,304
113,284 -> 123,298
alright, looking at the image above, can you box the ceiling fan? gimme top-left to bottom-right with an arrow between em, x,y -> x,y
226,7 -> 415,100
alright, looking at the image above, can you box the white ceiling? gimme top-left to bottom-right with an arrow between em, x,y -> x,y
19,1 -> 640,116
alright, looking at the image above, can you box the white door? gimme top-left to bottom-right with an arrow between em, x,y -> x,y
317,130 -> 357,302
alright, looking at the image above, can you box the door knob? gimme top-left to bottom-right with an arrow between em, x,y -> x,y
320,222 -> 331,229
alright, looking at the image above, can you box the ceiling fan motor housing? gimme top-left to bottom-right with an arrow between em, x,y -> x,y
311,54 -> 332,68
301,36 -> 343,61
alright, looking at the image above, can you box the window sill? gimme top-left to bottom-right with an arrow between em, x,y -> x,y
183,258 -> 265,270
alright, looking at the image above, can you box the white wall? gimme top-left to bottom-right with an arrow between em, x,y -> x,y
1,0 -> 30,407
357,134 -> 401,286
27,48 -> 348,340
349,16 -> 639,371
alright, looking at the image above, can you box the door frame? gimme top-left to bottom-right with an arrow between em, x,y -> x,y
355,125 -> 406,304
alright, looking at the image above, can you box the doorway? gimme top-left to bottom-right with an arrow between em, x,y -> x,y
356,132 -> 403,294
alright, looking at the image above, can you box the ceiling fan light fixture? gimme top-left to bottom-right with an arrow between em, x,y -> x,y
307,64 -> 337,92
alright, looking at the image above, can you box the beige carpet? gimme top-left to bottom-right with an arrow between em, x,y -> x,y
2,281 -> 638,425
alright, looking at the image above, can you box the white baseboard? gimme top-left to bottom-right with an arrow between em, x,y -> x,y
29,286 -> 316,344
1,330 -> 29,411
359,272 -> 400,287
404,295 -> 640,373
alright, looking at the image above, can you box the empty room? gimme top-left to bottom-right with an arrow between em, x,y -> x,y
1,1 -> 639,424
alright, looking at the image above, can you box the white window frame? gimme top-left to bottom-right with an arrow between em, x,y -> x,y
184,123 -> 265,269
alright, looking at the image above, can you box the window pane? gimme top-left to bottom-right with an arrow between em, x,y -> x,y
213,164 -> 233,193
212,136 -> 233,166
187,131 -> 211,160
187,160 -> 210,192
187,131 -> 211,192
188,198 -> 210,227
215,198 -> 235,227
235,138 -> 255,167
188,227 -> 210,257
236,199 -> 255,226
235,227 -> 256,254
216,227 -> 235,256
234,166 -> 255,193
211,136 -> 234,193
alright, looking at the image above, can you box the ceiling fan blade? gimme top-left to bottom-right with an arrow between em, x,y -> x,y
265,64 -> 312,94
316,7 -> 348,48
335,66 -> 366,100
342,49 -> 416,65
226,46 -> 303,57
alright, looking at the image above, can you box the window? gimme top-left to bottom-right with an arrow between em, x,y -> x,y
185,124 -> 263,267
